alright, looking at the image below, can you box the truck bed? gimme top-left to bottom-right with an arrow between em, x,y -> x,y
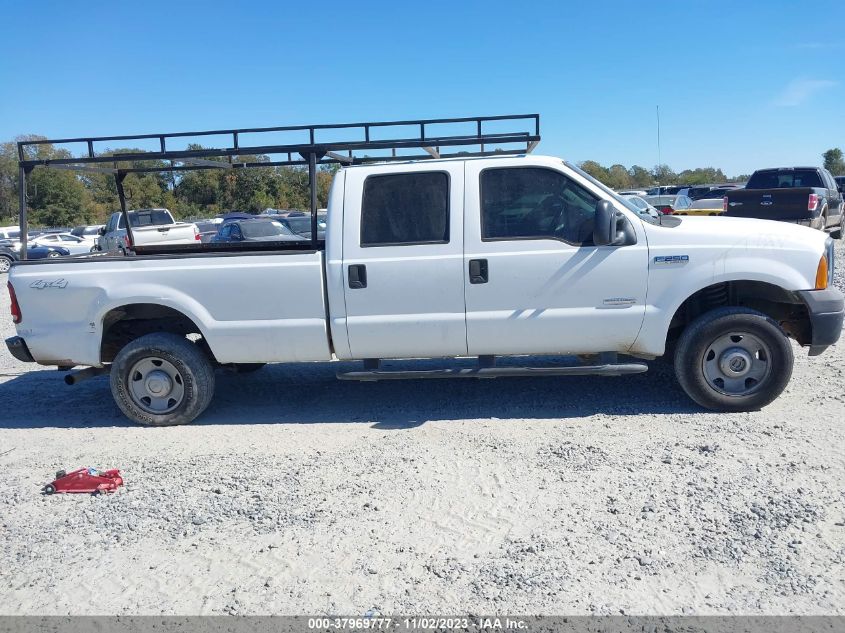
9,250 -> 332,367
725,187 -> 818,222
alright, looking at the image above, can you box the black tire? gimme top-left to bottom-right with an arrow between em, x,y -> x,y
110,332 -> 215,426
832,214 -> 843,240
674,307 -> 793,412
0,255 -> 12,274
231,363 -> 266,374
44,484 -> 56,495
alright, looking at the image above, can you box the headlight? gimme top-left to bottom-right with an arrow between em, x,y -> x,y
816,237 -> 835,290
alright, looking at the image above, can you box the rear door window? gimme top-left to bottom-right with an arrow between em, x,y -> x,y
360,172 -> 449,246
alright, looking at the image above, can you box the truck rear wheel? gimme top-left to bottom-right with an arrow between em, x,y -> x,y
110,332 -> 215,426
674,307 -> 793,412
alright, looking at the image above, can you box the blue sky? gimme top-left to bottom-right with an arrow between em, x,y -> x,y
0,0 -> 842,176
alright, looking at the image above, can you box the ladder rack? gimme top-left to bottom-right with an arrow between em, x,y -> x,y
16,114 -> 541,254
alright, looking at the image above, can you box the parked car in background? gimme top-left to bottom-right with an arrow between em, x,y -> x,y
194,221 -> 222,243
646,185 -> 691,196
0,244 -> 18,273
210,218 -> 309,243
276,213 -> 328,240
688,184 -> 740,200
616,189 -> 648,196
643,194 -> 693,215
724,167 -> 844,237
621,195 -> 659,219
676,198 -> 724,216
696,187 -> 740,200
100,209 -> 200,253
30,232 -> 95,255
835,176 -> 845,191
70,225 -> 104,247
0,226 -> 21,242
1,243 -> 71,272
216,212 -> 255,225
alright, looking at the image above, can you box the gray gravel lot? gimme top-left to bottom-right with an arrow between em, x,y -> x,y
0,241 -> 843,615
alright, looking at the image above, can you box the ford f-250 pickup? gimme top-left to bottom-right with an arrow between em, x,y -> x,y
5,116 -> 844,426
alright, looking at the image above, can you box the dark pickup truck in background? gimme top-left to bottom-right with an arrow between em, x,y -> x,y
724,167 -> 844,238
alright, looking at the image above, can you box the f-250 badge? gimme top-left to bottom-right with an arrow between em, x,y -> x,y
653,255 -> 689,264
30,279 -> 69,290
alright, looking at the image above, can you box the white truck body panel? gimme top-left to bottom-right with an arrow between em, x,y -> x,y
633,216 -> 826,356
462,156 -> 650,355
339,160 -> 468,359
11,252 -> 331,366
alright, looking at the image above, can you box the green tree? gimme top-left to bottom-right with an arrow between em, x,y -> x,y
628,165 -> 652,188
822,148 -> 845,176
606,164 -> 632,190
651,164 -> 676,185
578,160 -> 610,185
676,167 -> 727,186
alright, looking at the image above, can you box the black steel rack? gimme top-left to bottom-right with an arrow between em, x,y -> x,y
16,114 -> 541,256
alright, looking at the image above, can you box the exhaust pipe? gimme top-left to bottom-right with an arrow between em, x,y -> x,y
65,366 -> 109,385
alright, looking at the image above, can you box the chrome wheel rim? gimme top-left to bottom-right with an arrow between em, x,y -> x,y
0,258 -> 10,272
48,251 -> 60,258
702,332 -> 772,396
127,357 -> 185,414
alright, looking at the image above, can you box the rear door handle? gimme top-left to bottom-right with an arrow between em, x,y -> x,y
469,259 -> 488,284
348,264 -> 367,289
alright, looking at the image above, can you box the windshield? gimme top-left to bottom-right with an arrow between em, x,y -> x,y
565,161 -> 657,223
240,220 -> 295,238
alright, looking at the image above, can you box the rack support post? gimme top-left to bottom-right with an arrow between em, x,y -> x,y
115,171 -> 135,253
18,165 -> 29,260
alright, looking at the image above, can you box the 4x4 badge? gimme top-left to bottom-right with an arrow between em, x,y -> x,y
30,279 -> 69,290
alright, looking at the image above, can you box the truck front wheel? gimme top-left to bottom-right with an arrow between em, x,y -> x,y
110,332 -> 215,426
674,307 -> 793,412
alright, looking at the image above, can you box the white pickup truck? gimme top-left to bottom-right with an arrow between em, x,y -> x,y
98,208 -> 199,253
6,155 -> 843,426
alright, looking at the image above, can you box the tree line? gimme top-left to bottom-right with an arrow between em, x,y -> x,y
1,134 -> 842,228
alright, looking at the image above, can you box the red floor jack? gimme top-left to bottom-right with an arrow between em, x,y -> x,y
43,468 -> 123,494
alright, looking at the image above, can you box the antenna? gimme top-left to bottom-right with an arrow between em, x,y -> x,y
656,105 -> 662,168
656,105 -> 662,191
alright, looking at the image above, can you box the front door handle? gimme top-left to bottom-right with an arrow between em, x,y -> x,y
348,264 -> 367,289
469,259 -> 488,284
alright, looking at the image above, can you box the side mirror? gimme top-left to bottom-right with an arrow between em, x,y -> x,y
593,200 -> 618,246
98,226 -> 106,236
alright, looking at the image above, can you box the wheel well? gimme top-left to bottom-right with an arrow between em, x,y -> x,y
100,303 -> 214,363
667,281 -> 811,347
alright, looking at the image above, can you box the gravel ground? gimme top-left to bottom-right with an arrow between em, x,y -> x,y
0,241 -> 843,615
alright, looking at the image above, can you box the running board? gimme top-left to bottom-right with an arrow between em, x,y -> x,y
337,363 -> 648,381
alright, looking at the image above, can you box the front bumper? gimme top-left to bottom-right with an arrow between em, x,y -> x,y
797,288 -> 844,356
5,336 -> 34,363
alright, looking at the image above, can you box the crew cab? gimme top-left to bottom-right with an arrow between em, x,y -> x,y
4,116 -> 844,427
7,155 -> 844,426
724,167 -> 844,237
99,208 -> 200,253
